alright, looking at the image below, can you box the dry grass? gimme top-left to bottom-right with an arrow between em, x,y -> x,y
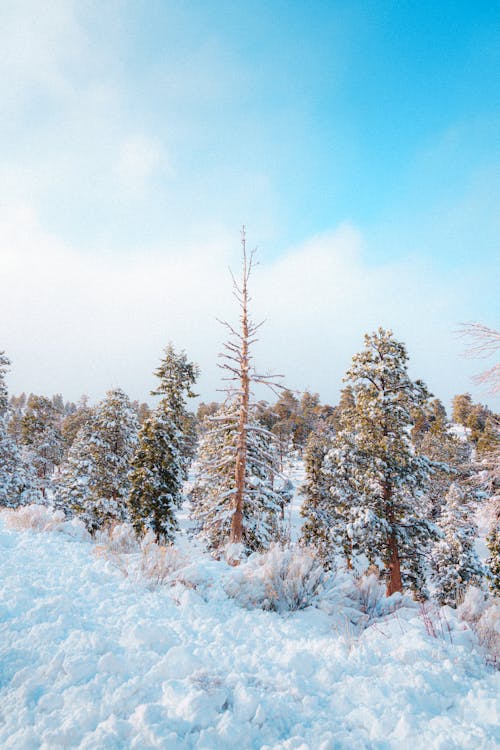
2,504 -> 65,532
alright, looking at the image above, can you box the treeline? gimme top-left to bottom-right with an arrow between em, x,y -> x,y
0,237 -> 498,606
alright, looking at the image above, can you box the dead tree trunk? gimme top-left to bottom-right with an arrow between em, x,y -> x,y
218,227 -> 285,556
230,232 -> 250,545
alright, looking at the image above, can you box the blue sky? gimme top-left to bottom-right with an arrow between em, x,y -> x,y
0,0 -> 499,408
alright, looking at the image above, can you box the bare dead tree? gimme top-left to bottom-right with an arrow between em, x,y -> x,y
217,226 -> 284,548
458,322 -> 500,396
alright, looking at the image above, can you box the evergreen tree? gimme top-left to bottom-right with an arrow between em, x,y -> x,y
452,393 -> 474,427
20,395 -> 65,497
0,352 -> 9,417
300,427 -> 339,569
128,345 -> 199,541
430,483 -> 483,605
416,420 -> 472,520
56,420 -> 98,519
329,328 -> 437,596
61,396 -> 94,448
191,403 -> 283,556
57,388 -> 138,530
0,353 -> 40,508
128,412 -> 183,542
486,524 -> 500,595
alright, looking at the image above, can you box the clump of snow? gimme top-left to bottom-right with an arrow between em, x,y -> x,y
356,573 -> 392,619
458,587 -> 500,665
224,541 -> 245,566
95,522 -> 139,554
139,534 -> 190,586
2,503 -> 65,532
2,503 -> 91,541
476,602 -> 500,664
95,529 -> 198,593
458,586 -> 488,623
224,543 -> 330,613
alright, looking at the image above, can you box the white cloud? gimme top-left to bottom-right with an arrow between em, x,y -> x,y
116,135 -> 171,192
1,206 -> 497,411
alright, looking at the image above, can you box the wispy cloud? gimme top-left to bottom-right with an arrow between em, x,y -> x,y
1,207 -> 496,409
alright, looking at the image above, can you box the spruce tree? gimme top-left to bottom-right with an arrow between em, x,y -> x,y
128,345 -> 199,541
20,395 -> 65,498
0,353 -> 40,508
430,483 -> 483,605
57,388 -> 138,530
486,524 -> 500,595
329,328 -> 437,596
300,426 -> 339,569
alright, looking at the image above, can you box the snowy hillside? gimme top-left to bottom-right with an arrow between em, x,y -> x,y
1,510 -> 499,750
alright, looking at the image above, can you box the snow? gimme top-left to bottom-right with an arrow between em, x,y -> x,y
1,512 -> 499,749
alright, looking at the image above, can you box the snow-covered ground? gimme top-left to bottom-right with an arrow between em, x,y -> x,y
1,506 -> 499,750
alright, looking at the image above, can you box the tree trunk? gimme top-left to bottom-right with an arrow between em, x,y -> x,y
386,533 -> 403,595
230,236 -> 250,548
384,480 -> 403,595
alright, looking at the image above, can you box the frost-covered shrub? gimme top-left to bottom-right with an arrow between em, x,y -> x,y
475,602 -> 500,664
458,587 -> 500,664
139,533 -> 188,585
356,573 -> 387,618
2,504 -> 91,540
95,522 -> 139,554
225,543 -> 330,613
457,586 -> 488,624
2,504 -> 64,532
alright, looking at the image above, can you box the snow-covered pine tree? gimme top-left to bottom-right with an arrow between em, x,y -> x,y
478,441 -> 500,594
57,388 -> 138,531
300,426 -> 339,570
20,394 -> 65,498
333,328 -> 437,596
0,351 -> 9,417
128,345 -> 199,541
0,353 -> 40,508
430,482 -> 483,605
190,403 -> 283,555
416,418 -> 472,520
56,420 -> 98,518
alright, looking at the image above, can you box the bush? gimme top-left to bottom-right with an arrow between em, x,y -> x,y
139,533 -> 188,585
95,522 -> 139,554
225,543 -> 330,613
356,573 -> 387,618
95,530 -> 190,588
458,587 -> 500,665
2,504 -> 65,532
475,602 -> 500,664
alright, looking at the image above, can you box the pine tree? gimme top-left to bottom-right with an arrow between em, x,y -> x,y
57,388 -> 138,530
416,419 -> 472,520
0,353 -> 40,508
431,483 -> 483,605
20,395 -> 65,498
300,426 -> 339,569
330,328 -> 437,596
61,396 -> 94,448
190,403 -> 283,555
128,345 -> 199,541
486,524 -> 500,595
57,420 -> 99,519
